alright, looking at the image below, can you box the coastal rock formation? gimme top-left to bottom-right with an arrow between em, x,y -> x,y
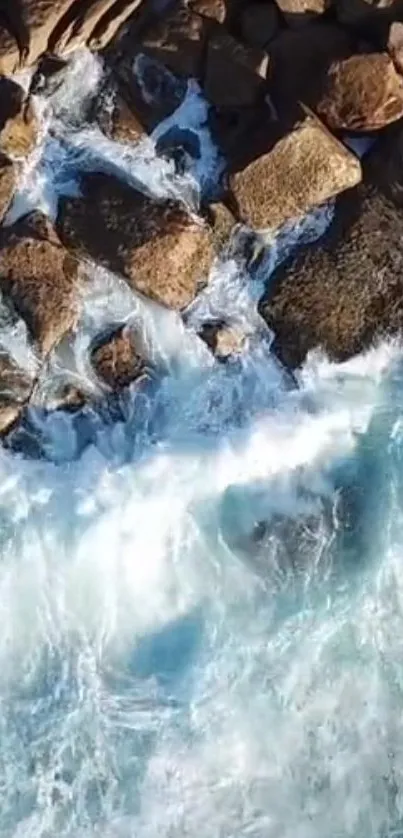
230,111 -> 361,231
0,213 -> 80,357
335,0 -> 403,27
0,154 -> 16,224
316,53 -> 403,132
273,0 -> 330,26
204,29 -> 269,107
57,172 -> 214,310
0,350 -> 34,434
0,77 -> 38,158
136,5 -> 211,79
240,2 -> 280,48
90,325 -> 149,390
199,320 -> 247,359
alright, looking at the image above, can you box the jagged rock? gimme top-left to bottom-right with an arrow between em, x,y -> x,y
207,201 -> 236,251
137,5 -> 211,79
0,350 -> 33,435
87,0 -> 145,51
95,87 -> 146,144
0,77 -> 37,158
0,24 -> 20,76
57,172 -> 214,310
316,53 -> 403,132
272,0 -> 330,25
335,0 -> 403,27
112,53 -> 187,132
259,180 -> 403,367
199,320 -> 247,358
0,154 -> 16,223
0,213 -> 79,356
267,22 -> 353,112
30,53 -> 70,96
48,0 -> 142,53
90,325 -> 149,389
388,21 -> 403,74
240,2 -> 280,48
208,99 -> 278,173
204,29 -> 269,107
188,0 -> 227,22
230,111 -> 361,231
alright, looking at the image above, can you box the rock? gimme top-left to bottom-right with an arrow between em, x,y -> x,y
230,110 -> 361,231
0,77 -> 37,158
316,53 -> 403,133
388,21 -> 403,74
112,53 -> 187,132
0,350 -> 34,434
273,0 -> 330,25
335,0 -> 403,27
87,0 -> 145,51
199,320 -> 247,358
188,0 -> 227,22
204,29 -> 269,107
259,180 -> 403,367
267,22 -> 354,113
0,154 -> 16,223
0,212 -> 79,356
208,99 -> 279,173
240,2 -> 280,48
95,87 -> 146,144
137,5 -> 211,79
57,172 -> 214,310
90,325 -> 148,390
30,53 -> 69,96
48,0 -> 142,53
0,24 -> 20,76
207,201 -> 236,251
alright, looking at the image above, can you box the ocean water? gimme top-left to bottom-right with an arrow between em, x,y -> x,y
1,50 -> 403,838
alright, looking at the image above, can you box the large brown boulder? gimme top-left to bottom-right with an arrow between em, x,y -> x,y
90,325 -> 150,390
0,213 -> 80,356
272,0 -> 331,26
57,172 -> 214,310
0,154 -> 16,223
267,22 -> 354,113
136,5 -> 211,79
0,77 -> 37,158
204,29 -> 269,107
49,0 -> 143,53
316,53 -> 403,132
87,0 -> 145,50
230,111 -> 361,231
259,180 -> 403,368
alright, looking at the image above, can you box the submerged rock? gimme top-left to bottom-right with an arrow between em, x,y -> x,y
0,212 -> 80,357
316,53 -> 403,132
199,320 -> 247,359
57,172 -> 214,310
230,110 -> 361,231
0,77 -> 38,158
0,153 -> 16,224
90,325 -> 150,390
259,180 -> 403,367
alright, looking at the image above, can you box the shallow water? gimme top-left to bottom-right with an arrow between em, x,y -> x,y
1,50 -> 403,838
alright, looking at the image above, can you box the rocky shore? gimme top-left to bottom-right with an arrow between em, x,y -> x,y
1,0 -> 403,437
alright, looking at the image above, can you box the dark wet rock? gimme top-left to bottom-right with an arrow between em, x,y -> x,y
30,52 -> 70,96
388,21 -> 403,73
259,180 -> 403,368
0,77 -> 37,159
137,4 -> 211,79
0,350 -> 34,435
87,0 -> 146,50
199,320 -> 247,358
48,0 -> 143,54
335,0 -> 403,28
230,110 -> 361,231
95,85 -> 146,144
240,1 -> 280,49
90,325 -> 149,390
273,0 -> 330,26
208,99 -> 278,174
188,0 -> 227,22
0,153 -> 16,224
41,381 -> 87,413
316,53 -> 403,132
0,23 -> 21,77
204,29 -> 269,107
112,53 -> 187,132
56,172 -> 214,310
0,212 -> 80,357
267,22 -> 354,113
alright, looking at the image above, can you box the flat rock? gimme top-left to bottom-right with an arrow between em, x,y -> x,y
137,5 -> 211,79
267,21 -> 354,113
57,172 -> 214,310
0,77 -> 38,158
204,29 -> 269,107
272,0 -> 330,25
240,2 -> 280,48
90,325 -> 149,390
316,53 -> 403,132
230,111 -> 361,231
259,180 -> 403,367
0,153 -> 16,223
0,212 -> 79,356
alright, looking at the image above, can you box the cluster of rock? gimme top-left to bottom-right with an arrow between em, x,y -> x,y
2,0 -> 403,434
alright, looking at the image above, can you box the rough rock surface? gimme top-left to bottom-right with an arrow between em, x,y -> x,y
137,5 -> 211,79
259,181 -> 403,367
0,351 -> 34,434
230,112 -> 361,231
388,21 -> 403,74
316,53 -> 403,132
207,201 -> 237,251
0,77 -> 38,158
88,0 -> 145,50
273,0 -> 330,26
0,213 -> 80,356
0,154 -> 16,223
57,173 -> 214,310
204,29 -> 269,107
199,320 -> 247,358
188,0 -> 227,23
90,325 -> 149,390
95,87 -> 146,144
